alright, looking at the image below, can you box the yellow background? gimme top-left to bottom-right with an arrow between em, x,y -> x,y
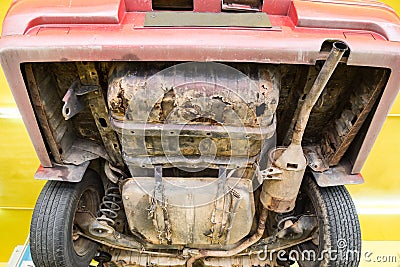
0,0 -> 399,264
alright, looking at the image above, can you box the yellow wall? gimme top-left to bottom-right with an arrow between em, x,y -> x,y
0,0 -> 399,263
346,0 -> 400,241
0,0 -> 45,261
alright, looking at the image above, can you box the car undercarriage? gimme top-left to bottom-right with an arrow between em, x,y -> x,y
1,0 -> 400,266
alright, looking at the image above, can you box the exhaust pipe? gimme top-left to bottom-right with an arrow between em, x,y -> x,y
261,41 -> 348,213
292,41 -> 349,146
186,208 -> 268,267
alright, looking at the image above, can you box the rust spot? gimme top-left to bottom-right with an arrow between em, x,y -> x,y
109,81 -> 130,117
160,89 -> 176,121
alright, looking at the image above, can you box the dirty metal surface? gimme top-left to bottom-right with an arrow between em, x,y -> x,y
24,61 -> 390,178
322,68 -> 389,166
123,155 -> 258,170
112,120 -> 274,139
62,81 -> 99,120
75,62 -> 124,167
261,147 -> 306,213
311,158 -> 365,187
107,250 -> 273,267
108,62 -> 279,170
262,42 -> 348,212
304,146 -> 329,172
34,161 -> 89,182
24,64 -> 63,164
121,177 -> 254,247
63,139 -> 109,165
144,12 -> 272,28
254,215 -> 317,251
74,211 -> 142,251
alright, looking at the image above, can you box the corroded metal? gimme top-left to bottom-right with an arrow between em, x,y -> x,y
62,81 -> 99,120
24,64 -> 66,163
260,147 -> 307,213
321,68 -> 389,166
107,250 -> 272,267
75,62 -> 124,167
291,42 -> 348,146
34,161 -> 89,182
121,176 -> 255,247
311,159 -> 365,187
253,215 -> 317,251
185,208 -> 268,267
108,63 -> 279,172
74,211 -> 142,251
148,165 -> 172,245
24,60 -> 388,177
304,146 -> 330,172
261,42 -> 348,213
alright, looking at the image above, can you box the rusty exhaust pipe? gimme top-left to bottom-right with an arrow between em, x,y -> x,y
185,42 -> 348,266
292,41 -> 349,146
260,41 -> 349,213
186,208 -> 268,267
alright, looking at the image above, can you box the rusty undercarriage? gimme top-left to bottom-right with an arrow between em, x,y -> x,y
1,0 -> 400,266
22,41 -> 386,267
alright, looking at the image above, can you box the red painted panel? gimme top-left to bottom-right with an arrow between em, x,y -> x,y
262,0 -> 291,15
125,0 -> 152,11
293,0 -> 400,41
2,0 -> 124,36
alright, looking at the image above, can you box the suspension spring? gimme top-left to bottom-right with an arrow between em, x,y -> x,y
97,187 -> 122,226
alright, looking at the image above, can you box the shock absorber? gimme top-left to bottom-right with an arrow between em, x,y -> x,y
97,187 -> 122,226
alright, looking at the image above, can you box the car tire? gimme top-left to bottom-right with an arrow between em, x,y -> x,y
294,175 -> 361,267
30,170 -> 103,267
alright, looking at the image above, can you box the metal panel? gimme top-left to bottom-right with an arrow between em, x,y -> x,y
312,159 -> 364,187
144,12 -> 272,27
34,161 -> 90,183
121,177 -> 255,247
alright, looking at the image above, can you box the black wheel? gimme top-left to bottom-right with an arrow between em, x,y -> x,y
293,175 -> 361,267
30,170 -> 104,267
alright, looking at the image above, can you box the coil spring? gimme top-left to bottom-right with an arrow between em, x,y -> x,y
97,187 -> 122,226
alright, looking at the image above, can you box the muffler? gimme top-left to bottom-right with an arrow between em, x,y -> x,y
261,41 -> 349,213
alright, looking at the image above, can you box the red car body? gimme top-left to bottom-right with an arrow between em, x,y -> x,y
1,0 -> 399,174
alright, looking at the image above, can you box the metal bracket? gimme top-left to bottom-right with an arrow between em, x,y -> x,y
34,161 -> 90,183
259,166 -> 283,181
311,159 -> 364,187
148,165 -> 172,245
75,62 -> 124,167
62,81 -> 99,120
304,146 -> 330,172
